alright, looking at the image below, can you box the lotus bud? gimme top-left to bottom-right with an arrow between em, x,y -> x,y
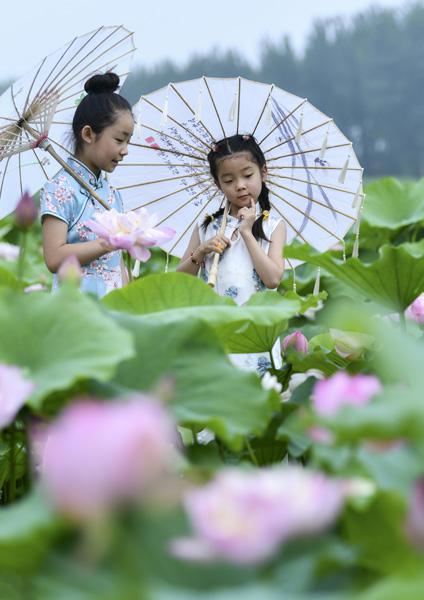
282,331 -> 309,354
15,191 -> 37,229
58,255 -> 82,284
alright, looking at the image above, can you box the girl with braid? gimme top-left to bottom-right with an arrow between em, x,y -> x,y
177,134 -> 286,374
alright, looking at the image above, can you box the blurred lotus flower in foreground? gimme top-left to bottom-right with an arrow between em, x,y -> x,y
24,283 -> 48,293
57,255 -> 82,284
0,242 -> 20,261
313,371 -> 382,417
87,207 -> 175,262
405,479 -> 424,552
0,364 -> 34,429
330,329 -> 375,360
14,191 -> 37,229
170,467 -> 345,565
261,372 -> 282,394
39,396 -> 178,520
405,294 -> 424,325
282,331 -> 308,354
281,369 -> 324,403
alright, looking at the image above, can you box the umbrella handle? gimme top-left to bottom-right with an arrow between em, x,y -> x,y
208,202 -> 229,288
20,122 -> 110,211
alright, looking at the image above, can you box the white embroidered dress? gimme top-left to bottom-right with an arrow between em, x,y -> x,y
199,210 -> 283,374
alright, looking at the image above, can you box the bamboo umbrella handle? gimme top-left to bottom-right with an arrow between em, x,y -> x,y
20,122 -> 110,211
208,202 -> 229,288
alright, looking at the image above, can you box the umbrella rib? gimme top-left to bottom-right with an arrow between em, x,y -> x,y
169,83 -> 214,144
167,188 -> 220,254
31,36 -> 79,105
263,119 -> 333,154
268,178 -> 356,220
21,127 -> 50,180
140,96 -> 209,154
22,57 -> 47,118
251,84 -> 274,137
269,185 -> 344,242
203,77 -> 226,138
56,46 -> 134,99
268,164 -> 362,172
127,178 -> 212,209
116,162 -> 206,168
156,181 -> 216,227
270,201 -> 308,245
266,142 -> 351,161
236,76 -> 241,134
0,155 -> 12,199
268,171 -> 359,196
258,98 -> 307,146
134,122 -> 209,158
117,170 -> 210,190
129,142 -> 205,162
45,26 -> 113,93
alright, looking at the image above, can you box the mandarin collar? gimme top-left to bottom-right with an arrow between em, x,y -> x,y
66,156 -> 104,189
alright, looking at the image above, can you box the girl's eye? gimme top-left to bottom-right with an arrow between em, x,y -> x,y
116,138 -> 124,143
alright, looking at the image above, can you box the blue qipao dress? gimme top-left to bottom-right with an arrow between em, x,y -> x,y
198,209 -> 283,375
40,156 -> 124,298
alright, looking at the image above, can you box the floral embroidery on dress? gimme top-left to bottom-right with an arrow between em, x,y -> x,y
224,285 -> 238,299
252,268 -> 266,292
257,356 -> 272,376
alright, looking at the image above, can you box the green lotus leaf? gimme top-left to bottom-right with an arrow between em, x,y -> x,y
0,286 -> 134,410
104,273 -> 301,353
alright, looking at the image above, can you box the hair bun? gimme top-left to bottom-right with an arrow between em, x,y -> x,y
84,72 -> 120,95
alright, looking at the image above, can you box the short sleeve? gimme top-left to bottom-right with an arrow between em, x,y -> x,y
39,176 -> 76,226
265,215 -> 283,239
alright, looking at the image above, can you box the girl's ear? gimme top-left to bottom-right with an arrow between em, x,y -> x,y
80,125 -> 96,145
261,165 -> 268,182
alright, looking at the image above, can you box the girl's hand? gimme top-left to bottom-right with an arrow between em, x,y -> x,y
199,234 -> 231,256
98,238 -> 117,254
237,199 -> 257,234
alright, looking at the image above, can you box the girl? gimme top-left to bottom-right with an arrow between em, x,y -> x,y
177,134 -> 286,374
40,72 -> 134,297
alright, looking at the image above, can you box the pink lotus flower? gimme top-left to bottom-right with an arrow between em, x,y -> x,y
87,207 -> 175,262
405,294 -> 424,325
39,395 -> 178,520
170,467 -> 345,565
282,331 -> 308,354
0,364 -> 34,428
57,255 -> 82,284
313,371 -> 382,417
405,479 -> 424,551
14,191 -> 37,229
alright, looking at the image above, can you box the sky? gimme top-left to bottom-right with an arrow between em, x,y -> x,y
2,0 -> 412,80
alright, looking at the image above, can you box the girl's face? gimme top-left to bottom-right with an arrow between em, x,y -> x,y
215,152 -> 267,214
79,110 -> 134,175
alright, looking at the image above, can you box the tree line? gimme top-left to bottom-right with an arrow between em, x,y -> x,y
122,2 -> 424,178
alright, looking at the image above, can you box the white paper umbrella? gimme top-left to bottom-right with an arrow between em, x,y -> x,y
112,76 -> 364,268
0,25 -> 135,218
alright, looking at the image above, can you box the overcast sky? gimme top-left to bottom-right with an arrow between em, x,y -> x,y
2,0 -> 412,79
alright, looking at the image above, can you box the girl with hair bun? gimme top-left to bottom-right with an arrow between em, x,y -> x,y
40,72 -> 134,297
177,134 -> 286,374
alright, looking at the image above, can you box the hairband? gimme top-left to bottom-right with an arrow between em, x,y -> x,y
261,210 -> 270,220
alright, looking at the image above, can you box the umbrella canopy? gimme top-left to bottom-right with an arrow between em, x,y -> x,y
0,25 -> 135,218
112,76 -> 363,266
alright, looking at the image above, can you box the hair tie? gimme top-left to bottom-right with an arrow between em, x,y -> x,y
261,210 -> 270,221
242,134 -> 251,141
